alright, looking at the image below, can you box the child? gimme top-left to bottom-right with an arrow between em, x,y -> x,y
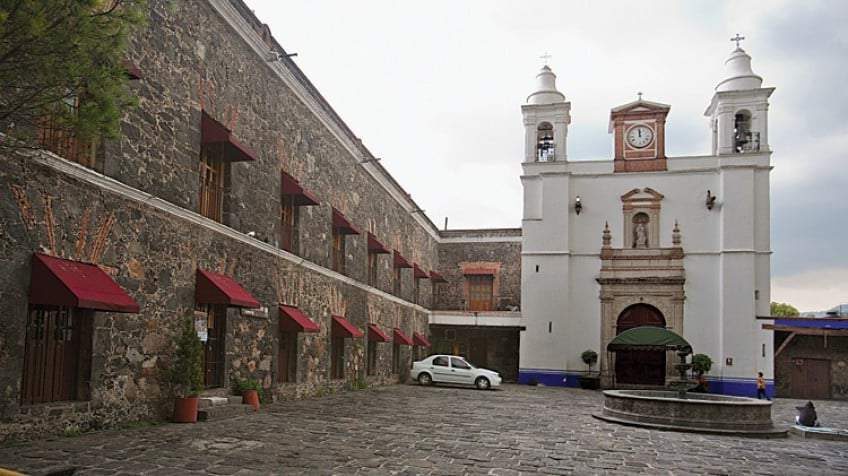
756,372 -> 769,400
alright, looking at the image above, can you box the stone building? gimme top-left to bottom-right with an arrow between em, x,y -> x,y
0,0 -> 494,441
518,43 -> 775,395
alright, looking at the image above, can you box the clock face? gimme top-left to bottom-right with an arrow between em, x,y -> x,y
626,125 -> 654,148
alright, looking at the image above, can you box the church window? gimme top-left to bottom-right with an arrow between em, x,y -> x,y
733,110 -> 758,153
632,213 -> 650,249
536,122 -> 555,162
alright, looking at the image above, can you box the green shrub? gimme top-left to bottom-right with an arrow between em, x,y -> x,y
581,350 -> 598,369
169,316 -> 203,397
692,353 -> 713,376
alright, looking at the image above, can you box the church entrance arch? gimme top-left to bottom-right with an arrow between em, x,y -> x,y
614,304 -> 666,386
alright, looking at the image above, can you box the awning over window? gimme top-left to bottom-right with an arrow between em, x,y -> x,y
29,253 -> 140,313
429,271 -> 448,283
413,264 -> 429,279
413,332 -> 432,348
367,323 -> 390,342
281,171 -> 320,206
195,269 -> 260,308
279,305 -> 320,333
201,111 -> 258,162
332,209 -> 360,235
393,328 -> 414,346
607,326 -> 692,353
332,315 -> 363,338
367,232 -> 391,254
393,251 -> 412,269
464,268 -> 496,276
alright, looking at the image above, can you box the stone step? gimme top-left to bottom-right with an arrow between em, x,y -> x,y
198,402 -> 256,422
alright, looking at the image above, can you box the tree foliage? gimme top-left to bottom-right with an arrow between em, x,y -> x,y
581,349 -> 598,368
770,301 -> 800,317
0,0 -> 146,146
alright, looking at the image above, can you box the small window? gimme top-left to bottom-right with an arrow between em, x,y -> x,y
331,227 -> 346,274
199,149 -> 226,222
21,306 -> 93,404
331,335 -> 345,379
367,253 -> 379,287
393,267 -> 402,296
450,357 -> 471,370
37,95 -> 98,169
280,195 -> 297,253
392,343 -> 400,374
467,275 -> 494,311
277,331 -> 297,383
413,277 -> 421,304
433,356 -> 449,367
367,341 -> 377,376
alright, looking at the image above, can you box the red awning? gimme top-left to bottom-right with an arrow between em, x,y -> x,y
332,315 -> 364,338
464,268 -> 496,276
367,324 -> 390,342
393,328 -> 414,346
29,253 -> 140,313
195,269 -> 260,308
201,111 -> 258,162
279,305 -> 320,333
393,251 -> 412,269
413,264 -> 429,279
332,209 -> 360,235
281,171 -> 320,206
429,271 -> 448,283
413,332 -> 432,348
367,232 -> 391,254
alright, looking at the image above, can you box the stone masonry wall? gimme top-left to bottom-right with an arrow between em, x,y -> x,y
774,334 -> 848,400
435,230 -> 522,311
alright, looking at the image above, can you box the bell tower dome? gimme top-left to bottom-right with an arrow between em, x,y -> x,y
521,64 -> 571,162
705,35 -> 775,155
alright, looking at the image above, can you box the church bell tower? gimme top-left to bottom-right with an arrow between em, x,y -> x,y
705,35 -> 775,155
521,65 -> 571,162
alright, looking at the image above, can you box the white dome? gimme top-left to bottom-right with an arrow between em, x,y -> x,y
527,65 -> 566,105
715,47 -> 763,92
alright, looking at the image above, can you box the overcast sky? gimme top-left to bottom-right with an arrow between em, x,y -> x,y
244,0 -> 847,312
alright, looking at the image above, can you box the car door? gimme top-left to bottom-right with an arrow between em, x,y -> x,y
450,357 -> 475,385
430,356 -> 452,383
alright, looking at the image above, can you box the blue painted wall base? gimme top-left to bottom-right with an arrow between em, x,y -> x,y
518,369 -> 775,398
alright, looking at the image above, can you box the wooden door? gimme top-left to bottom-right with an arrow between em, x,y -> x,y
204,305 -> 227,388
278,331 -> 297,383
199,152 -> 225,222
791,358 -> 831,399
467,275 -> 493,311
331,230 -> 345,273
614,304 -> 666,386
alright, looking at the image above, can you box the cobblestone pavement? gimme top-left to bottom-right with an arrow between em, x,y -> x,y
2,384 -> 848,475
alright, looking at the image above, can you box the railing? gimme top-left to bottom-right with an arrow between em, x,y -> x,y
734,131 -> 760,153
537,147 -> 555,162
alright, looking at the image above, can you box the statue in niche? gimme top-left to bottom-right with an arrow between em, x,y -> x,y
632,213 -> 649,248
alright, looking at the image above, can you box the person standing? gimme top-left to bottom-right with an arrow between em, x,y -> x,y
756,372 -> 769,400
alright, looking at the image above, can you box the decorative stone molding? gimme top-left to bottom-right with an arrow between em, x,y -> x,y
621,188 -> 664,249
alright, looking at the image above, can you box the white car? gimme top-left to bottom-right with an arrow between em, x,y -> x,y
411,355 -> 502,390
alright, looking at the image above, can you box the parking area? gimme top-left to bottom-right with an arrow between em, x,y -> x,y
1,384 -> 847,475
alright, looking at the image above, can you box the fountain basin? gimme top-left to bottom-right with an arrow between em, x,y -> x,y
593,390 -> 786,437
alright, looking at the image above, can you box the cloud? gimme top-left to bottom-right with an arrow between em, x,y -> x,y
772,267 -> 848,312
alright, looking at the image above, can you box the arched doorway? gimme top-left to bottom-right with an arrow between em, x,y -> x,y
614,304 -> 666,385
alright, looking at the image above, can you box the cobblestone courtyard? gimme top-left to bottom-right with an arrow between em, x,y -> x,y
2,384 -> 847,475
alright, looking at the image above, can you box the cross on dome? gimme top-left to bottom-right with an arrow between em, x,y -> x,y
637,91 -> 643,101
539,52 -> 552,66
731,33 -> 745,49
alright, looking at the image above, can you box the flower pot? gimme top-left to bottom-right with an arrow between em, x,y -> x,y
242,389 -> 260,411
173,396 -> 199,423
579,375 -> 601,390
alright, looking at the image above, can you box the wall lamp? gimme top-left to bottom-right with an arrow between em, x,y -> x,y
574,196 -> 583,215
705,190 -> 717,210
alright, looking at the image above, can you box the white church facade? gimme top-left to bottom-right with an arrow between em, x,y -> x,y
518,43 -> 775,396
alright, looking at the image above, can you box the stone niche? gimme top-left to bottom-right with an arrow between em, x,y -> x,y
597,219 -> 685,388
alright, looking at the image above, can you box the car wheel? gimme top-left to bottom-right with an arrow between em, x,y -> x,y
418,373 -> 433,386
475,376 -> 490,390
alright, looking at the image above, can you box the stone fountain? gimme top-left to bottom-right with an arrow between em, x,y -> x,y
593,327 -> 786,437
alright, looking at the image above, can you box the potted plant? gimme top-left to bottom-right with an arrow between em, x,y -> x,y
578,349 -> 600,390
691,353 -> 713,393
169,316 -> 204,423
235,377 -> 262,411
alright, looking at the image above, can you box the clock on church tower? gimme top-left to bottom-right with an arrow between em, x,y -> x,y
609,94 -> 671,172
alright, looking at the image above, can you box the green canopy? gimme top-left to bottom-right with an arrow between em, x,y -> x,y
607,326 -> 692,353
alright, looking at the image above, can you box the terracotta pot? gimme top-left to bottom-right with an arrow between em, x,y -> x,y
242,389 -> 260,411
173,396 -> 199,423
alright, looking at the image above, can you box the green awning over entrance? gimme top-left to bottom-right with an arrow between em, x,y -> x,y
607,326 -> 692,353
